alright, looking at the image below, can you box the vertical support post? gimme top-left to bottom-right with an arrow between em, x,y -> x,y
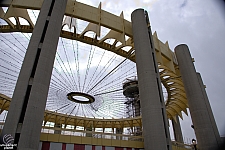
86,125 -> 93,137
1,0 -> 68,149
172,115 -> 184,143
54,123 -> 62,135
196,73 -> 221,145
175,44 -> 221,150
116,128 -> 123,140
134,98 -> 141,135
131,9 -> 172,150
134,99 -> 140,117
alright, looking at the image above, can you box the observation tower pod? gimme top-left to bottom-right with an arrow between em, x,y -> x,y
123,77 -> 141,135
123,77 -> 139,98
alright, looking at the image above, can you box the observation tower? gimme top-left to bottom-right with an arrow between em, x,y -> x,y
0,0 -> 222,150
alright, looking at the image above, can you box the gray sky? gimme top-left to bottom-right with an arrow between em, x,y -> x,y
149,0 -> 225,139
78,0 -> 225,139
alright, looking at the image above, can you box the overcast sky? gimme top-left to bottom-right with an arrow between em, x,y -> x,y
76,0 -> 225,140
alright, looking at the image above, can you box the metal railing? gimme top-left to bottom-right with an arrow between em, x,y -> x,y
41,126 -> 144,142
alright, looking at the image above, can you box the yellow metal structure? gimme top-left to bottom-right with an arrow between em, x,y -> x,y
0,0 -> 188,133
40,127 -> 144,148
0,122 -> 191,149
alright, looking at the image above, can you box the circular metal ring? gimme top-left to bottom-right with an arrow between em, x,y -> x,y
67,92 -> 95,104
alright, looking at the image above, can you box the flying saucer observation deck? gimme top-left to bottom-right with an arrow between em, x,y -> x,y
0,0 -> 189,149
123,77 -> 139,99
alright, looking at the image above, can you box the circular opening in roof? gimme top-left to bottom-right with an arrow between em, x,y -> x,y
73,96 -> 89,102
67,92 -> 95,104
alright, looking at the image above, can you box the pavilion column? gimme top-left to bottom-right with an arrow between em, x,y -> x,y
1,0 -> 68,149
172,115 -> 184,143
196,73 -> 221,145
175,44 -> 221,150
131,9 -> 172,150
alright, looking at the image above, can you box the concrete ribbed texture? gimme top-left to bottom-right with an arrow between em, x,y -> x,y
175,44 -> 221,150
1,0 -> 68,149
172,115 -> 184,143
131,9 -> 171,150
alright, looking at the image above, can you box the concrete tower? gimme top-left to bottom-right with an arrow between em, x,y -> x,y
175,44 -> 221,150
131,9 -> 172,150
1,0 -> 68,149
172,115 -> 184,143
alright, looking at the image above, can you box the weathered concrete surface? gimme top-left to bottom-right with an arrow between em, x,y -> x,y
132,9 -> 171,150
196,73 -> 221,147
175,44 -> 221,150
1,0 -> 67,149
172,115 -> 184,143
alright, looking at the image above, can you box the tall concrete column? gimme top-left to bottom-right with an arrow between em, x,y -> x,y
131,9 -> 172,150
172,115 -> 184,143
196,73 -> 221,145
175,44 -> 221,150
1,0 -> 68,149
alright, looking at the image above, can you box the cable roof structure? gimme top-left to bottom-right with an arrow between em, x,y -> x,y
0,3 -> 178,121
